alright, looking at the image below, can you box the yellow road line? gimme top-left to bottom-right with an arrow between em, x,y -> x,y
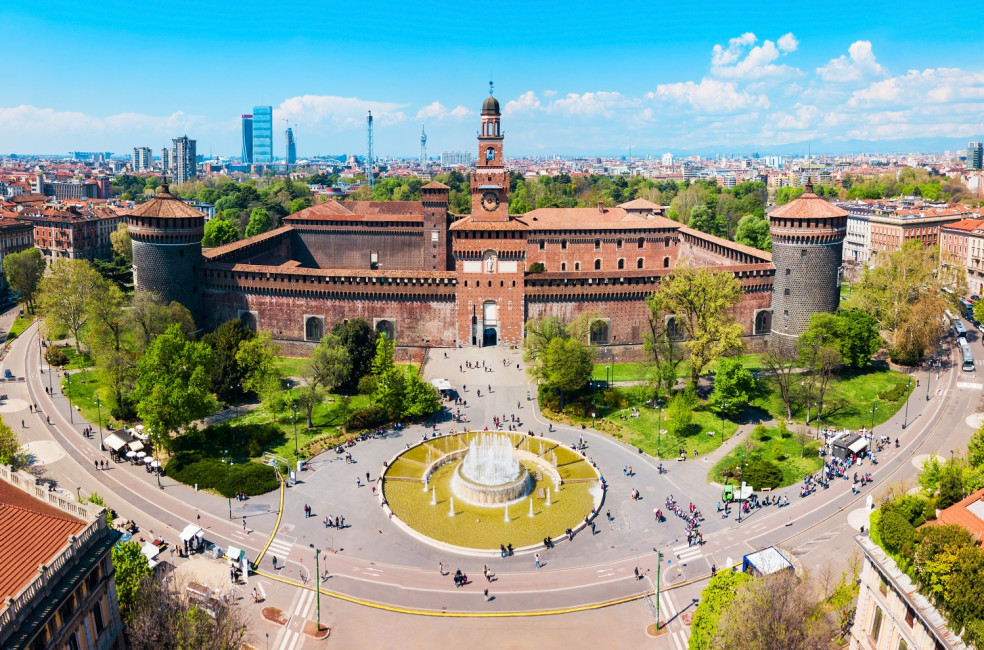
252,471 -> 285,569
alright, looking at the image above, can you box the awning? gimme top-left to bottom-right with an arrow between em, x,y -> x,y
226,545 -> 245,561
141,543 -> 160,560
848,438 -> 869,453
430,378 -> 452,392
128,440 -> 145,452
104,433 -> 127,451
180,524 -> 203,542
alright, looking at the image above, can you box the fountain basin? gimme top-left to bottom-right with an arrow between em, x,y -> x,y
451,462 -> 532,505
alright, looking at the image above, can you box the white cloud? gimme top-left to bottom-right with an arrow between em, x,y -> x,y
769,104 -> 819,130
0,105 -> 208,137
543,89 -> 557,98
847,67 -> 984,108
415,102 -> 471,120
449,105 -> 471,119
276,94 -> 406,129
654,78 -> 770,113
816,41 -> 886,82
504,91 -> 541,115
546,91 -> 634,117
711,32 -> 801,80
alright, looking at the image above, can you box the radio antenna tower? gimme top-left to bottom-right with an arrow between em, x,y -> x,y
419,123 -> 427,167
365,110 -> 374,189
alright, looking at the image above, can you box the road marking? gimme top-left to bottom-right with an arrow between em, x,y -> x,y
658,590 -> 676,622
276,630 -> 299,650
957,381 -> 983,390
293,587 -> 315,618
268,537 -> 294,559
672,543 -> 703,563
257,581 -> 267,600
671,630 -> 687,650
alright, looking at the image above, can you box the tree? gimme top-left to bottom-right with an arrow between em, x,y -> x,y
3,248 -> 45,313
244,207 -> 272,237
709,357 -> 754,418
202,218 -> 239,247
0,417 -> 25,469
913,524 -> 975,599
542,337 -> 594,410
651,265 -> 744,388
299,335 -> 351,426
644,292 -> 685,398
798,314 -> 844,423
775,186 -> 805,205
134,324 -> 216,448
665,391 -> 694,437
235,331 -> 281,397
941,545 -> 984,635
125,573 -> 248,649
523,316 -> 570,383
111,222 -> 132,263
690,569 -> 753,650
202,319 -> 255,402
712,569 -> 839,650
370,334 -> 396,377
112,540 -> 154,620
38,258 -> 103,351
374,367 -> 407,418
402,373 -> 440,418
331,318 -> 377,389
762,343 -> 800,420
87,279 -> 137,416
688,204 -> 724,237
832,311 -> 880,368
968,425 -> 984,469
938,463 -> 965,509
734,214 -> 771,251
128,293 -> 195,351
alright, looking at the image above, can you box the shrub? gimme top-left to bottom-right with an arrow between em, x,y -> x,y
344,405 -> 389,431
45,346 -> 69,367
743,459 -> 783,490
889,346 -> 920,366
878,508 -> 916,556
357,374 -> 378,395
110,395 -> 138,422
527,262 -> 545,273
165,456 -> 279,496
878,382 -> 908,402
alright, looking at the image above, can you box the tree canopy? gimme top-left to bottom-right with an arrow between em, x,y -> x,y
3,248 -> 46,312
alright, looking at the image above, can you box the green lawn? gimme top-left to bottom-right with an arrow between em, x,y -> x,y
591,354 -> 767,383
59,370 -> 121,431
710,424 -> 824,489
751,367 -> 914,430
275,355 -> 419,379
6,314 -> 33,342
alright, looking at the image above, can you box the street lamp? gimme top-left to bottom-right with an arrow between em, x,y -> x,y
653,549 -> 663,631
310,544 -> 322,630
224,451 -> 233,520
76,486 -> 81,501
656,406 -> 662,460
926,359 -> 932,401
94,396 -> 104,451
870,400 -> 877,432
902,378 -> 912,430
291,398 -> 299,459
67,372 -> 74,424
738,447 -> 748,524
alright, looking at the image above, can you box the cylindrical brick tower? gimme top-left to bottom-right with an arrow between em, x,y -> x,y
128,180 -> 205,324
769,184 -> 847,346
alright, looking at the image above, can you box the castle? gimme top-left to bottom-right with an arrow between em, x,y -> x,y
130,90 -> 845,357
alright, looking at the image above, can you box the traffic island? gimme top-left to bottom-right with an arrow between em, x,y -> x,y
646,623 -> 668,637
261,607 -> 288,626
303,620 -> 330,639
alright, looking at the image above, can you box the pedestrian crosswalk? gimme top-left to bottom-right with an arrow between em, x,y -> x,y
671,541 -> 703,564
267,536 -> 294,562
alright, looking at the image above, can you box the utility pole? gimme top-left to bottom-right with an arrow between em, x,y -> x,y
311,544 -> 322,629
95,396 -> 104,451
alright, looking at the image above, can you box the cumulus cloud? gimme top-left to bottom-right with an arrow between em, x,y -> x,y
546,91 -> 634,117
847,67 -> 984,108
415,102 -> 471,120
653,78 -> 770,113
449,105 -> 471,119
711,32 -> 801,80
816,41 -> 886,82
504,91 -> 541,115
276,94 -> 406,129
0,105 -> 204,136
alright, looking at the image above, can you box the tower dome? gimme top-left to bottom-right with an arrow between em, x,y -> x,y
482,95 -> 500,116
769,187 -> 847,344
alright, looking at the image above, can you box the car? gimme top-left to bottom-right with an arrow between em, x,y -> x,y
972,295 -> 981,302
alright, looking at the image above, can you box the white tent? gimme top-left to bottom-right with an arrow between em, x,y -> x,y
141,543 -> 160,561
180,524 -> 202,542
103,433 -> 128,451
128,440 -> 145,452
430,378 -> 452,392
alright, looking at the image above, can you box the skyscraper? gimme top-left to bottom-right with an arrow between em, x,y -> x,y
171,135 -> 197,184
241,114 -> 253,164
252,106 -> 273,163
160,147 -> 170,172
132,146 -> 152,172
969,141 -> 983,171
285,127 -> 296,165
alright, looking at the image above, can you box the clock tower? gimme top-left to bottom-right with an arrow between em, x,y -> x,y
470,82 -> 510,221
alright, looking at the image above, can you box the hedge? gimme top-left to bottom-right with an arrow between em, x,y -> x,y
165,455 -> 279,496
344,405 -> 389,431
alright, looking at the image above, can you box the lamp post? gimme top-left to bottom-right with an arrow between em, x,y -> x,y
656,406 -> 662,460
605,365 -> 611,387
67,372 -> 74,424
870,400 -> 877,432
95,396 -> 104,451
902,378 -> 912,429
926,359 -> 932,401
291,399 -> 299,459
224,451 -> 233,520
653,549 -> 663,631
738,447 -> 747,524
311,544 -> 322,629
76,486 -> 81,501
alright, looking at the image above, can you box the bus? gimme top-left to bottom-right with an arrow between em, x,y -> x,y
946,310 -> 967,339
960,298 -> 974,319
961,340 -> 975,372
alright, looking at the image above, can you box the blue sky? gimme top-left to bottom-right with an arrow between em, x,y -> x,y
2,1 -> 983,157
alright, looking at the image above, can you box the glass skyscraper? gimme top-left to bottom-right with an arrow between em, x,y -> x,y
252,106 -> 273,163
241,114 -> 253,164
285,127 -> 296,164
969,141 -> 983,171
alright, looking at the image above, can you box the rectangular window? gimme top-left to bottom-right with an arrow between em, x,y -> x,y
904,605 -> 914,627
871,606 -> 883,641
878,572 -> 888,596
93,599 -> 105,635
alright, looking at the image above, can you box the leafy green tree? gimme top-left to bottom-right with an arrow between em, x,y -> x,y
775,186 -> 805,205
374,367 -> 407,418
913,524 -> 975,599
38,258 -> 103,351
402,374 -> 440,418
832,311 -> 880,369
523,316 -> 570,383
299,335 -> 351,427
542,337 -> 594,410
112,540 -> 153,621
331,318 -> 377,388
650,265 -> 744,388
128,293 -> 195,352
244,207 -> 272,237
734,214 -> 771,251
968,425 -> 984,468
709,357 -> 754,418
202,319 -> 255,402
688,204 -> 724,237
879,508 -> 917,556
3,248 -> 46,313
665,391 -> 694,437
690,569 -> 752,650
0,417 -> 25,469
87,279 -> 137,417
235,331 -> 281,397
110,222 -> 132,264
938,463 -> 965,509
643,293 -> 685,399
202,218 -> 239,247
942,545 -> 984,635
371,334 -> 396,377
134,324 -> 216,449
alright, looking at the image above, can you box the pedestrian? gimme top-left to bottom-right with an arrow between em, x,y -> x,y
356,477 -> 361,488
94,460 -> 98,470
535,552 -> 541,569
484,588 -> 490,601
324,516 -> 329,528
366,471 -> 370,483
339,515 -> 345,528
272,555 -> 278,569
243,517 -> 247,532
634,567 -> 641,580
439,561 -> 444,576
304,504 -> 309,518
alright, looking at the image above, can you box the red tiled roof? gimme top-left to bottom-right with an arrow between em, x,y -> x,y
942,219 -> 984,232
128,184 -> 205,219
421,181 -> 450,190
521,207 -> 680,231
770,192 -> 848,220
932,486 -> 984,540
10,193 -> 47,204
0,480 -> 86,601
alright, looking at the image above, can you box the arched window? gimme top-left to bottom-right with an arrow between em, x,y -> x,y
616,239 -> 623,249
755,311 -> 771,335
375,319 -> 395,340
663,257 -> 670,268
594,239 -> 601,250
638,237 -> 645,248
617,258 -> 624,270
561,262 -> 567,271
239,311 -> 256,332
594,259 -> 601,270
637,258 -> 644,269
574,262 -> 580,271
305,317 -> 323,341
589,320 -> 610,345
666,317 -> 683,340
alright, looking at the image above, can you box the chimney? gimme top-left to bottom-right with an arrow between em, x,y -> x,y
597,201 -> 604,214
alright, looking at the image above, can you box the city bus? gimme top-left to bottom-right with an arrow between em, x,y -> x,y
960,298 -> 974,319
961,340 -> 975,372
946,311 -> 967,339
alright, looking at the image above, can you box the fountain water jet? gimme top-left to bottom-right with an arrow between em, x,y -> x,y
546,490 -> 552,507
451,433 -> 532,505
504,504 -> 510,523
528,498 -> 534,518
449,497 -> 455,517
430,486 -> 436,505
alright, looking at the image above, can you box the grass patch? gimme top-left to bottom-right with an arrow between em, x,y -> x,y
6,314 -> 33,341
60,370 -> 123,431
590,354 -> 767,383
710,424 -> 823,489
750,367 -> 914,430
62,347 -> 95,370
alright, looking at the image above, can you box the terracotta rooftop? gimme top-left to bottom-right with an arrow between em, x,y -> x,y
942,219 -> 984,233
421,181 -> 450,190
127,182 -> 205,219
520,206 -> 680,231
678,226 -> 773,262
0,480 -> 86,601
932,486 -> 984,540
286,199 -> 426,220
10,193 -> 47,205
770,192 -> 848,220
449,216 -> 530,231
618,198 -> 661,210
202,225 -> 293,259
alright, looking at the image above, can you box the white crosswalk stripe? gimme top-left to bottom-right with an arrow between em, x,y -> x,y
276,630 -> 300,650
267,537 -> 294,559
672,630 -> 687,650
293,587 -> 315,618
671,542 -> 703,563
658,591 -> 676,623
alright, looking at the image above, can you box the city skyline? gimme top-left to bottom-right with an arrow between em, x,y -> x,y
1,1 -> 983,157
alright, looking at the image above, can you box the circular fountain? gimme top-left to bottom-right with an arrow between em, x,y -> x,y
450,434 -> 532,505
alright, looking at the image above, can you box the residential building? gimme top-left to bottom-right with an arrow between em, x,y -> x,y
15,203 -> 125,263
842,201 -> 874,263
940,219 -> 984,296
285,127 -> 296,165
968,141 -> 983,171
0,464 -> 124,650
441,151 -> 472,167
851,534 -> 966,650
132,147 -> 152,172
171,135 -> 197,185
869,209 -> 969,258
241,114 -> 253,164
160,147 -> 170,172
252,106 -> 273,164
33,174 -> 102,201
0,217 -> 34,291
661,152 -> 673,167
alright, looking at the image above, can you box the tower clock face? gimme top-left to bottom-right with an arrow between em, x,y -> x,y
486,147 -> 495,162
481,191 -> 499,211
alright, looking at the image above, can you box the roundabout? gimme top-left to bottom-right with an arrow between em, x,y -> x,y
382,431 -> 602,552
